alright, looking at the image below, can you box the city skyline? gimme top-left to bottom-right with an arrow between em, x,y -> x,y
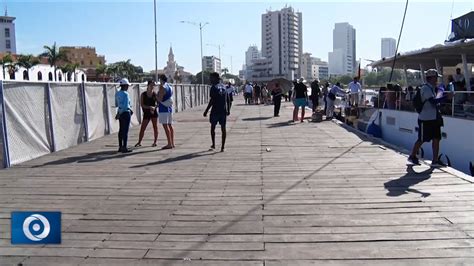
8,1 -> 474,74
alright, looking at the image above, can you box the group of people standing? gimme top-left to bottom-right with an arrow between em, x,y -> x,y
243,82 -> 272,105
115,74 -> 175,153
115,72 -> 233,153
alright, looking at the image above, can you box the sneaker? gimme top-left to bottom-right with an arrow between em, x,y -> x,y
120,147 -> 133,153
408,156 -> 420,165
431,160 -> 447,167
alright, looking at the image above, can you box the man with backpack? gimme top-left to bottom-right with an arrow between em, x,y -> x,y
408,69 -> 446,167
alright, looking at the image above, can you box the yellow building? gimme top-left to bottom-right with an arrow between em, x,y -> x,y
59,46 -> 106,68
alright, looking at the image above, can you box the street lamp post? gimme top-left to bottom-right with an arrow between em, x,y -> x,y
180,21 -> 209,84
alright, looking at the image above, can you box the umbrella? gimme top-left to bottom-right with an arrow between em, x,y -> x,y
266,78 -> 293,94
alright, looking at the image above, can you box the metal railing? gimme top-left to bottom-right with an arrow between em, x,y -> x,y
367,89 -> 474,119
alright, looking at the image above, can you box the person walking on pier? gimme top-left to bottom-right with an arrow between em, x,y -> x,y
271,83 -> 283,117
225,82 -> 235,112
310,79 -> 321,113
254,83 -> 262,104
157,74 -> 175,149
135,80 -> 158,147
408,69 -> 446,167
115,78 -> 133,153
292,77 -> 308,123
203,72 -> 229,152
244,82 -> 253,105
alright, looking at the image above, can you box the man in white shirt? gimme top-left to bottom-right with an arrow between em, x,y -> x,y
244,82 -> 253,105
348,77 -> 361,107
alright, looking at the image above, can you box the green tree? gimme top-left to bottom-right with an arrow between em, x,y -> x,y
95,64 -> 108,82
192,71 -> 211,84
222,68 -> 229,76
0,53 -> 13,80
40,42 -> 68,81
221,73 -> 242,86
16,54 -> 40,80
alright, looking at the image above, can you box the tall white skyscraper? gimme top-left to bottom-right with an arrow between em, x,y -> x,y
381,38 -> 396,58
261,6 -> 302,81
0,12 -> 16,54
329,22 -> 356,76
245,46 -> 261,66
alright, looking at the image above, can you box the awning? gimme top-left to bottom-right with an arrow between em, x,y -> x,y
371,39 -> 474,70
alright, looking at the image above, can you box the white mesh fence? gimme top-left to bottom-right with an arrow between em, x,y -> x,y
85,84 -> 108,141
0,82 -> 210,167
3,82 -> 51,165
50,83 -> 86,151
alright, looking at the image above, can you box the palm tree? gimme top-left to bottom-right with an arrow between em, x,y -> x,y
0,53 -> 13,80
40,42 -> 68,81
222,67 -> 229,76
106,63 -> 118,82
16,55 -> 40,80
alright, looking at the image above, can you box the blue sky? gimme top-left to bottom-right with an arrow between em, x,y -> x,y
8,0 -> 474,74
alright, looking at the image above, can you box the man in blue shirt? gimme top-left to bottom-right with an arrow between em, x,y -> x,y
203,72 -> 229,152
115,78 -> 133,153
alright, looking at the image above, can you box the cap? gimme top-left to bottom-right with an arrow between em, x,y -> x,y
425,69 -> 442,78
119,78 -> 130,85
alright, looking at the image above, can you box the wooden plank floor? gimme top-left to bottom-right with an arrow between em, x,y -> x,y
0,97 -> 473,265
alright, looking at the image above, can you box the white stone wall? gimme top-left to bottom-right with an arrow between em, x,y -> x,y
1,64 -> 87,82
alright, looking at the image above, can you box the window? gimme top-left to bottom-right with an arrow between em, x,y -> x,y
81,60 -> 84,65
58,73 -> 62,81
23,70 -> 28,80
5,39 -> 10,49
48,72 -> 53,81
37,72 -> 43,81
4,28 -> 9,38
90,60 -> 93,65
81,74 -> 85,82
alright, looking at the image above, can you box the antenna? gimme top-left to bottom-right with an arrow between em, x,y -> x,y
4,1 -> 7,16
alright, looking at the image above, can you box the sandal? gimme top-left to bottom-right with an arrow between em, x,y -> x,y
161,145 -> 173,150
151,143 -> 157,147
134,143 -> 142,147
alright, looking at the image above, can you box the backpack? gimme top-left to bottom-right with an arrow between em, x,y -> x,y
412,88 -> 424,113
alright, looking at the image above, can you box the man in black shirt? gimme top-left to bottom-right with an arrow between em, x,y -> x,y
203,72 -> 229,152
292,78 -> 308,122
254,83 -> 261,104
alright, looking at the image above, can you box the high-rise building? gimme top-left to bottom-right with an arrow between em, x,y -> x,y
245,45 -> 261,66
329,22 -> 356,76
381,38 -> 396,59
0,12 -> 16,54
202,56 -> 221,73
243,45 -> 261,80
261,6 -> 302,81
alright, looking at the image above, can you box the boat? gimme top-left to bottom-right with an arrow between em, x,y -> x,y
354,38 -> 474,176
